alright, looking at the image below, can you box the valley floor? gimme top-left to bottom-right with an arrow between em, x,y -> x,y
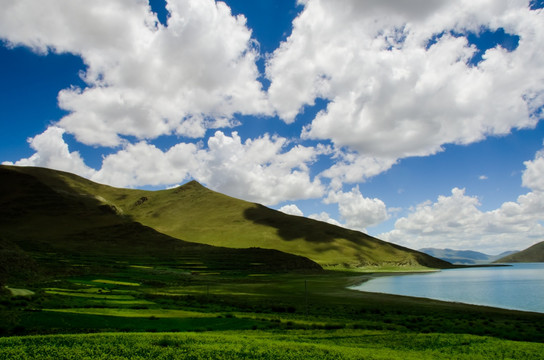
1,264 -> 543,359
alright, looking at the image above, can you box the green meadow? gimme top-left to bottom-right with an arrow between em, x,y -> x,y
2,330 -> 544,360
2,263 -> 544,359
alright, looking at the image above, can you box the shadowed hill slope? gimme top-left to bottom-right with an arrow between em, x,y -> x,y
115,180 -> 450,269
0,165 -> 451,271
495,241 -> 544,263
0,166 -> 321,283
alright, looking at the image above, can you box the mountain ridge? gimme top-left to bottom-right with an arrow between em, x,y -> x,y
0,165 -> 322,283
114,175 -> 451,269
419,248 -> 518,265
495,241 -> 544,263
0,165 -> 452,274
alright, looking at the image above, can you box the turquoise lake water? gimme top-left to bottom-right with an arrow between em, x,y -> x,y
351,263 -> 544,313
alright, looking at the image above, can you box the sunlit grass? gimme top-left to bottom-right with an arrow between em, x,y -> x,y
1,330 -> 543,360
5,287 -> 35,297
44,308 -> 217,319
92,279 -> 140,286
44,290 -> 135,300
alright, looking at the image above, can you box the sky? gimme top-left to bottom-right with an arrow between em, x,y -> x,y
1,0 -> 544,255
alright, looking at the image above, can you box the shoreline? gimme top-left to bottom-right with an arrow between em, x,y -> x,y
347,264 -> 544,315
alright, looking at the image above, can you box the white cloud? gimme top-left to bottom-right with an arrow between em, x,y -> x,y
2,126 -> 95,178
267,0 -> 544,165
192,131 -> 324,205
381,148 -> 544,253
94,130 -> 326,205
479,175 -> 488,180
278,204 -> 304,217
92,141 -> 199,188
324,186 -> 389,231
0,0 -> 270,147
521,149 -> 544,191
7,127 -> 324,205
308,212 -> 343,227
320,152 -> 398,189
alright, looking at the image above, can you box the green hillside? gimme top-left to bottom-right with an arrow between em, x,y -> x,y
0,165 -> 450,271
0,165 -> 321,284
124,181 -> 450,269
495,241 -> 544,263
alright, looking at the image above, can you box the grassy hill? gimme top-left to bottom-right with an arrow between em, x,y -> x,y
495,241 -> 544,263
0,165 -> 321,284
121,181 -> 450,269
0,165 -> 451,272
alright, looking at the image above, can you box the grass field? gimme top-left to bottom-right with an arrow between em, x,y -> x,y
1,262 -> 543,359
1,330 -> 543,360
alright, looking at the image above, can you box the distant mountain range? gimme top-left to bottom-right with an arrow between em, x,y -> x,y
0,165 -> 451,284
494,241 -> 544,263
419,248 -> 518,265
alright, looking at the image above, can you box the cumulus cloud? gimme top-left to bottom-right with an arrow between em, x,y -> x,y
278,204 -> 304,217
6,128 -> 323,205
320,152 -> 398,189
92,141 -> 199,188
2,126 -> 95,178
522,148 -> 544,191
324,186 -> 389,231
0,0 -> 270,146
192,131 -> 324,205
267,0 -> 544,163
381,148 -> 544,253
308,212 -> 343,227
109,130 -> 326,206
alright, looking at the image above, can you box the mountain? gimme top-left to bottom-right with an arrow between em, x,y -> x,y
419,248 -> 518,265
0,165 -> 321,283
495,241 -> 544,263
0,165 -> 451,277
493,250 -> 519,261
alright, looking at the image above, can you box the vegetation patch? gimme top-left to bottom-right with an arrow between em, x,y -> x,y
196,272 -> 221,276
1,330 -> 543,360
5,287 -> 35,297
129,265 -> 153,269
44,290 -> 135,300
92,279 -> 140,287
44,308 -> 217,319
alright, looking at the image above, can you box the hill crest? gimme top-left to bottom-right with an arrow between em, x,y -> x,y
0,165 -> 322,283
0,165 -> 451,271
495,241 -> 544,263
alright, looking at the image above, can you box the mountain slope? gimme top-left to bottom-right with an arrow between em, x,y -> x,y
495,241 -> 544,263
0,165 -> 451,270
0,165 -> 321,283
419,248 -> 518,265
87,178 -> 449,269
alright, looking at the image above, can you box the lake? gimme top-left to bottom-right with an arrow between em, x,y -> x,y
351,263 -> 544,313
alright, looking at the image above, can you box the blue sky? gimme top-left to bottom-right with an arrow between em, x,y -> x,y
1,0 -> 544,254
